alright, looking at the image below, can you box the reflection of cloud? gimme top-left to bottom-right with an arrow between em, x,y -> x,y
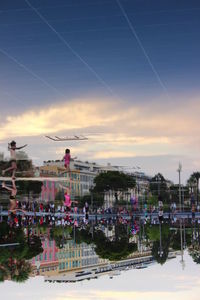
53,289 -> 199,300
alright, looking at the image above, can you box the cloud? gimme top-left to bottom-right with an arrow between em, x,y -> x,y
0,99 -> 114,139
93,150 -> 137,159
1,95 -> 200,171
1,95 -> 199,139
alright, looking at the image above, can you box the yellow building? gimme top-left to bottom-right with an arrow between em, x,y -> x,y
39,165 -> 81,199
57,240 -> 82,272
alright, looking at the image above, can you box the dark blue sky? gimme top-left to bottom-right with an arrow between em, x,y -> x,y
1,0 -> 200,114
1,0 -> 200,182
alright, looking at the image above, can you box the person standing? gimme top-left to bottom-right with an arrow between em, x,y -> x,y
2,141 -> 27,179
2,179 -> 17,211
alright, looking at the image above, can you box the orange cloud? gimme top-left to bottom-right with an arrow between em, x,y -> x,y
1,95 -> 200,160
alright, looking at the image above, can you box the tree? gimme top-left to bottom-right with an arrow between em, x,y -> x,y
25,235 -> 43,260
170,230 -> 191,251
9,260 -> 32,283
151,240 -> 169,265
187,172 -> 200,205
146,224 -> 170,242
149,173 -> 170,203
78,193 -> 104,208
50,226 -> 72,248
94,171 -> 135,192
0,155 -> 34,177
17,180 -> 42,198
189,248 -> 200,264
94,171 -> 135,204
95,236 -> 137,261
0,222 -> 42,282
74,228 -> 137,261
54,190 -> 64,205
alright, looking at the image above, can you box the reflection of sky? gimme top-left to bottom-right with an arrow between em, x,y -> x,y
1,253 -> 200,300
1,1 -> 200,183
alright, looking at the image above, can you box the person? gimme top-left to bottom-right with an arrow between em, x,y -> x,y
62,148 -> 77,174
59,184 -> 77,211
158,209 -> 164,223
158,200 -> 163,209
85,201 -> 89,213
2,179 -> 18,212
63,148 -> 71,172
2,141 -> 27,179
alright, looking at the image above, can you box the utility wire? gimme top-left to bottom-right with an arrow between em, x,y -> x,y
116,0 -> 169,96
0,48 -> 64,97
25,0 -> 116,96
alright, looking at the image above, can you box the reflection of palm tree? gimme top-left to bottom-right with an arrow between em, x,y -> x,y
0,266 -> 8,282
5,257 -> 32,282
189,247 -> 200,264
11,260 -> 32,283
0,221 -> 42,283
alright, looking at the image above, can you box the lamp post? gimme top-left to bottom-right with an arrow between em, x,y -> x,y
35,261 -> 41,275
156,174 -> 162,196
180,220 -> 185,270
89,184 -> 94,213
158,222 -> 163,257
177,163 -> 182,212
177,163 -> 185,269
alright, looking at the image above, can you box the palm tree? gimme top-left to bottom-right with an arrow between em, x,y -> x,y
10,259 -> 32,283
0,266 -> 8,282
188,172 -> 200,205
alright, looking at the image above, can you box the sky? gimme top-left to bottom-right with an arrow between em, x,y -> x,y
1,252 -> 200,300
1,0 -> 200,183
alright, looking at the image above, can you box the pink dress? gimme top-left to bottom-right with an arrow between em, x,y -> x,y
64,153 -> 71,167
64,193 -> 71,207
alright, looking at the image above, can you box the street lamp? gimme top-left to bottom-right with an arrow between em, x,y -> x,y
177,163 -> 182,211
158,221 -> 163,257
89,184 -> 94,213
35,261 -> 41,275
156,174 -> 162,196
177,163 -> 185,269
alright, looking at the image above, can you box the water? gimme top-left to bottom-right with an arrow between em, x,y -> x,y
0,214 -> 199,299
0,178 -> 199,300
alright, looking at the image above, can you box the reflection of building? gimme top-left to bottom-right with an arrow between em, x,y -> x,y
57,240 -> 106,272
39,166 -> 81,200
45,255 -> 155,283
57,240 -> 82,272
41,180 -> 58,202
31,236 -> 59,276
31,236 -> 107,278
44,250 -> 180,283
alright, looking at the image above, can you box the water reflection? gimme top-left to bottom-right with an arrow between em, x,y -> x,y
0,163 -> 200,285
1,206 -> 200,284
